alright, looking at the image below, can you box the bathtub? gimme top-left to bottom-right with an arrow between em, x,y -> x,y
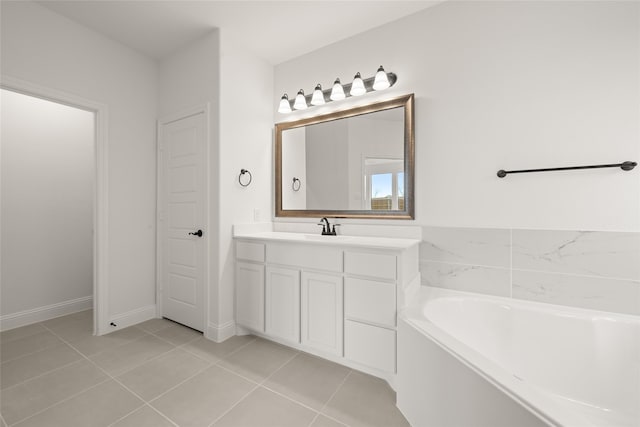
397,287 -> 640,427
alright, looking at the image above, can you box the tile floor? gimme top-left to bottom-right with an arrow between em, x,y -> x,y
0,311 -> 409,427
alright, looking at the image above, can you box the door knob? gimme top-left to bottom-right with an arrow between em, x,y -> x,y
188,229 -> 203,237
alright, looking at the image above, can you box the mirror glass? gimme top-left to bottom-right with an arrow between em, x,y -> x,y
275,94 -> 414,219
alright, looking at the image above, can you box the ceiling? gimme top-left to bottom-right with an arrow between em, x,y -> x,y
37,1 -> 441,64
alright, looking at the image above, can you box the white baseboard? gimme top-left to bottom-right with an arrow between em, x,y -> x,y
0,296 -> 93,332
206,320 -> 236,343
107,305 -> 156,334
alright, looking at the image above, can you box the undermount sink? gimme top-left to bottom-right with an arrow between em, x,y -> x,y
302,234 -> 353,241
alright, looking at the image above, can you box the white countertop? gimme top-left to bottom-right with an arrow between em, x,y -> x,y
234,231 -> 420,250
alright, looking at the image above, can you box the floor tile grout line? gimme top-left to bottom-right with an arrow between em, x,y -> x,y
41,321 -> 190,427
0,332 -> 66,364
0,324 -> 48,345
41,322 -> 154,358
112,356 -> 216,427
0,356 -> 86,392
208,351 -> 351,427
7,324 -> 359,427
144,359 -> 217,406
4,321 -> 221,390
257,348 -> 300,386
145,404 -> 180,427
19,324 -> 246,426
62,325 -> 192,379
144,325 -> 203,348
40,324 -> 171,409
7,377 -> 113,426
206,383 -> 262,427
206,345 -> 301,427
60,319 -> 232,427
141,337 -> 263,408
208,338 -> 297,388
7,321 -> 262,426
179,335 -> 258,364
314,370 -> 354,427
105,402 -> 180,427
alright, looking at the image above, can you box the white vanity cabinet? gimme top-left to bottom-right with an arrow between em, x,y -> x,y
265,266 -> 300,343
344,250 -> 399,373
301,272 -> 343,356
234,232 -> 419,386
235,241 -> 266,332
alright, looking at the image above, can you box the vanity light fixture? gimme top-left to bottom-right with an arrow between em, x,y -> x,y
330,78 -> 345,101
350,72 -> 366,96
278,93 -> 292,113
277,66 -> 397,113
311,84 -> 325,106
373,65 -> 390,91
293,89 -> 308,110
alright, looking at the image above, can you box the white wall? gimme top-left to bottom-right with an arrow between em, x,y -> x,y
217,35 -> 273,338
159,30 -> 273,340
158,29 -> 220,336
274,1 -> 640,232
1,1 -> 159,327
1,89 -> 94,316
282,127 -> 307,210
305,121 -> 349,210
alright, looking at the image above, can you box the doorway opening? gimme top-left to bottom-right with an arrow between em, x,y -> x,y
0,82 -> 107,335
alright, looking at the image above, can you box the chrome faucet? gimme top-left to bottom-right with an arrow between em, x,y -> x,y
318,217 -> 339,235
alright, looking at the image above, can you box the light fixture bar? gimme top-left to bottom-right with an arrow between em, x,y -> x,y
280,72 -> 397,111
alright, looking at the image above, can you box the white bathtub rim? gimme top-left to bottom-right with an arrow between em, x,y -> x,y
420,286 -> 640,322
399,315 -> 569,427
400,287 -> 610,427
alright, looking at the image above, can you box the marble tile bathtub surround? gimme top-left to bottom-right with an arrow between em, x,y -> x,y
420,226 -> 640,315
512,270 -> 640,315
512,229 -> 640,280
420,226 -> 511,267
420,260 -> 511,297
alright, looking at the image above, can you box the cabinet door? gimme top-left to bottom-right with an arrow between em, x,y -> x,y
265,266 -> 300,343
236,262 -> 264,332
301,272 -> 343,356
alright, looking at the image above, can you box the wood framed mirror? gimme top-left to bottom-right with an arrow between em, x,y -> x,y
275,93 -> 414,219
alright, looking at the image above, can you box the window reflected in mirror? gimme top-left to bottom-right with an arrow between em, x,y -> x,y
275,94 -> 414,219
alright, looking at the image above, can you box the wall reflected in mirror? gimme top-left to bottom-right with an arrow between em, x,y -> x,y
282,107 -> 404,211
275,94 -> 414,219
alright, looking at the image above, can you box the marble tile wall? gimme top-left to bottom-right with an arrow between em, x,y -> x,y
420,226 -> 640,315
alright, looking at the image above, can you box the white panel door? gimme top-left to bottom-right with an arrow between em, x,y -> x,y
265,266 -> 300,343
301,272 -> 343,356
159,113 -> 206,331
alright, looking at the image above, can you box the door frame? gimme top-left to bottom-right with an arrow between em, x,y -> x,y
0,75 -> 110,335
156,104 -> 210,331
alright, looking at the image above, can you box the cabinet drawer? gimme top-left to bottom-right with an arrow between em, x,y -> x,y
267,243 -> 342,272
344,320 -> 395,373
345,278 -> 396,327
236,241 -> 265,263
344,252 -> 396,280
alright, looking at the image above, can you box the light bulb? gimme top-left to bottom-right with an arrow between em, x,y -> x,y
278,93 -> 291,113
373,65 -> 390,91
293,89 -> 307,110
350,72 -> 366,96
330,78 -> 345,101
311,84 -> 325,106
